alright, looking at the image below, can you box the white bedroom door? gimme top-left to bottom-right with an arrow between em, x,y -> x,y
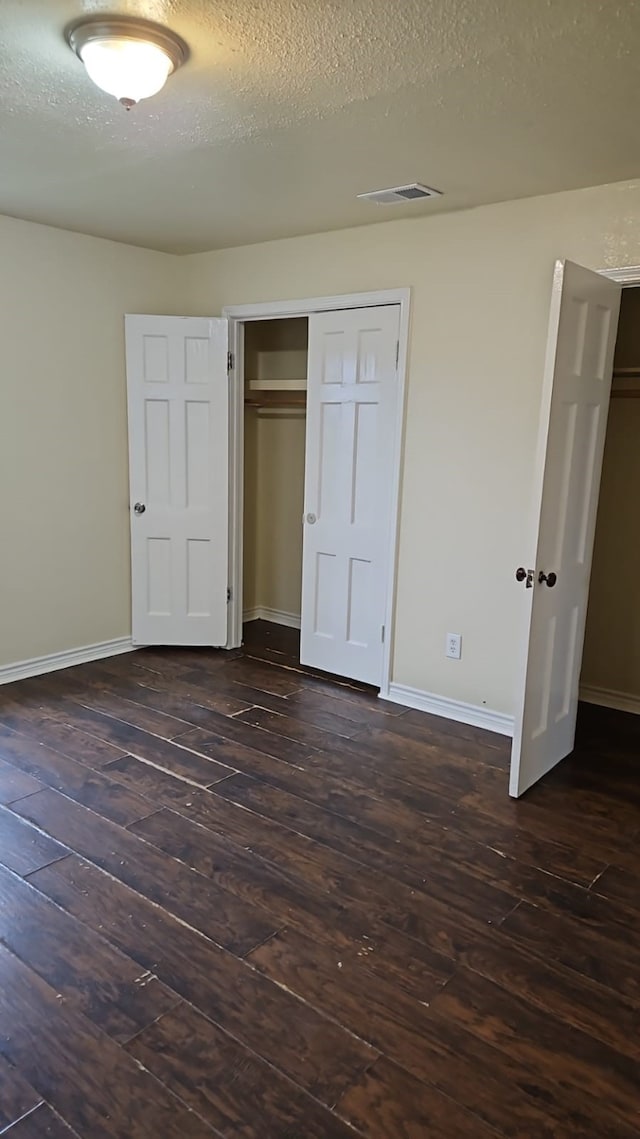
125,315 -> 229,647
510,261 -> 621,797
300,304 -> 400,685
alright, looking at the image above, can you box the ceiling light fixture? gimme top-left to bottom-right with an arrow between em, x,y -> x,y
66,17 -> 188,109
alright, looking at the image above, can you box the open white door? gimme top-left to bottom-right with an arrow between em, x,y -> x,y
125,315 -> 229,647
300,305 -> 400,685
510,262 -> 621,797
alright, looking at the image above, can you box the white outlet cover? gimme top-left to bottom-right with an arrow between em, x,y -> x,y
446,633 -> 462,659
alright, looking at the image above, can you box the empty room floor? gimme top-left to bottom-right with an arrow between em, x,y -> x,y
0,621 -> 638,1138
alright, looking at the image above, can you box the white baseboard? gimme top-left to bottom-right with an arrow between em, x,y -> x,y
0,636 -> 134,687
384,682 -> 514,737
243,607 -> 301,630
579,683 -> 640,715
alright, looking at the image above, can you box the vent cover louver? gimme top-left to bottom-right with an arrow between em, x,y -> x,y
357,183 -> 442,205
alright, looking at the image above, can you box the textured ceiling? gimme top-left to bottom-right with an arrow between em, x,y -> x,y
1,0 -> 639,253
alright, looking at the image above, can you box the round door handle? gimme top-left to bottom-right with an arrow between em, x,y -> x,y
538,571 -> 557,587
515,567 -> 534,588
133,502 -> 146,515
306,513 -> 317,525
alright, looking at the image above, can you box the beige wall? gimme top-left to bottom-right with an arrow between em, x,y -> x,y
0,215 -> 183,668
243,410 -> 306,618
186,178 -> 640,714
5,178 -> 640,712
245,318 -> 308,388
582,289 -> 640,700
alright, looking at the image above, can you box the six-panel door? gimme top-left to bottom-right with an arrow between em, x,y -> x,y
510,263 -> 621,797
125,315 -> 229,646
300,305 -> 400,685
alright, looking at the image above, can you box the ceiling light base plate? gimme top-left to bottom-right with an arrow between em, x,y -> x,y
66,17 -> 189,70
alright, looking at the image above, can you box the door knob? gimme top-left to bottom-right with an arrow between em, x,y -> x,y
133,502 -> 146,515
538,570 -> 557,587
515,567 -> 534,588
306,513 -> 317,525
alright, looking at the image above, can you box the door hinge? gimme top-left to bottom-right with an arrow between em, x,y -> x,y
381,625 -> 385,644
227,587 -> 232,602
227,351 -> 234,372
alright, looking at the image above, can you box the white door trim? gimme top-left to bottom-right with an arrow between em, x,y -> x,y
579,683 -> 640,716
598,265 -> 640,285
0,637 -> 134,687
223,287 -> 411,696
387,682 -> 515,736
574,263 -> 640,720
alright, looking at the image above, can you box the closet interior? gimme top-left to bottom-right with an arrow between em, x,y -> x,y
242,317 -> 309,632
581,286 -> 640,709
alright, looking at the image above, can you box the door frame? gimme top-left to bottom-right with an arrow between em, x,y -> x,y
223,287 -> 411,694
572,262 -> 640,712
601,265 -> 640,285
511,259 -> 640,787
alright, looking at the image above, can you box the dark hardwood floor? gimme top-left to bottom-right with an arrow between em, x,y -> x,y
0,619 -> 639,1137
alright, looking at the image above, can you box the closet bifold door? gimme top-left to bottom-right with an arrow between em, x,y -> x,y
300,305 -> 400,685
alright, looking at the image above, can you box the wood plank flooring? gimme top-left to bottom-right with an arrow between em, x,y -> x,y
0,619 -> 639,1137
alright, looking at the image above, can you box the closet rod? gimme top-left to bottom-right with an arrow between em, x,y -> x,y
612,366 -> 640,378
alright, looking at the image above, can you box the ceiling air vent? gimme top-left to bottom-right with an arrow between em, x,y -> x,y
357,183 -> 442,205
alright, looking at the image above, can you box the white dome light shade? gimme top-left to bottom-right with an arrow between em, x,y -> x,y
80,39 -> 173,104
66,18 -> 188,108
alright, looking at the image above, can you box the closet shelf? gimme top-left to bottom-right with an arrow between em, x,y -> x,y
611,366 -> 640,397
245,391 -> 307,408
245,378 -> 307,388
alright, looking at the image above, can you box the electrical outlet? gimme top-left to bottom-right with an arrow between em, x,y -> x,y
446,633 -> 462,660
